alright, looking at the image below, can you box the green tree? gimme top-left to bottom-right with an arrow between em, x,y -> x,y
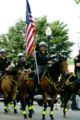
0,17 -> 74,60
74,0 -> 80,4
7,19 -> 25,53
35,17 -> 73,57
35,16 -> 47,47
0,20 -> 25,60
50,20 -> 74,57
0,34 -> 9,49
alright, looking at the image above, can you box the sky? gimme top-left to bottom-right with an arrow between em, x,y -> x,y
0,0 -> 80,58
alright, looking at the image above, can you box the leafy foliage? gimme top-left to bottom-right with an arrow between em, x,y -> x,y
0,17 -> 74,60
74,0 -> 80,4
50,20 -> 74,57
0,20 -> 25,60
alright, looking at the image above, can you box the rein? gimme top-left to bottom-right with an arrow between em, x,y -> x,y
19,70 -> 33,81
3,75 -> 17,89
8,78 -> 17,88
42,71 -> 63,91
41,71 -> 54,86
65,73 -> 75,85
47,72 -> 64,91
23,74 -> 33,80
0,74 -> 6,81
54,81 -> 64,91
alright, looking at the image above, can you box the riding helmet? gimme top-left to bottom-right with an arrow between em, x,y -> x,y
18,53 -> 24,57
39,41 -> 46,47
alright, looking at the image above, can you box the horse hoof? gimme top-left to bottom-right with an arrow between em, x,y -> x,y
5,109 -> 8,113
63,115 -> 66,118
42,118 -> 45,120
51,118 -> 54,120
14,109 -> 17,113
50,117 -> 54,120
50,115 -> 54,120
28,113 -> 32,118
32,110 -> 34,114
24,114 -> 27,119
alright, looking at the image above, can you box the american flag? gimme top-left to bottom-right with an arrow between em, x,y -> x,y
26,0 -> 36,57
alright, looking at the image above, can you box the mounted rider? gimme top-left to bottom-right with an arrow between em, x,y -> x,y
33,41 -> 52,92
0,49 -> 11,77
16,53 -> 31,71
74,49 -> 80,84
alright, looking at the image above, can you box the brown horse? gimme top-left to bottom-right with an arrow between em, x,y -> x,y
17,57 -> 68,120
60,72 -> 80,117
0,65 -> 18,113
39,57 -> 68,120
17,69 -> 35,119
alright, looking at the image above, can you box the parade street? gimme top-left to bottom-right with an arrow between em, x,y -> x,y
0,101 -> 80,120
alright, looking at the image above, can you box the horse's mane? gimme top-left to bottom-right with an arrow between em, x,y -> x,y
47,61 -> 61,82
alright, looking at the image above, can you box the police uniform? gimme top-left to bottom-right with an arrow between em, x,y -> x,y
34,41 -> 51,92
16,53 -> 30,70
16,60 -> 30,69
36,50 -> 49,75
72,53 -> 80,109
74,54 -> 80,80
0,49 -> 11,76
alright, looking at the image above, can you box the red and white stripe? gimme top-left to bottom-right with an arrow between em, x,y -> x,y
26,15 -> 36,57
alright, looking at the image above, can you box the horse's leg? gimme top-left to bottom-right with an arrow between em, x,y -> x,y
7,100 -> 17,113
20,94 -> 27,119
30,97 -> 34,114
42,92 -> 48,120
4,95 -> 13,112
60,91 -> 64,107
13,100 -> 17,113
28,93 -> 34,118
4,97 -> 9,113
8,91 -> 17,114
4,95 -> 13,113
63,93 -> 71,118
63,99 -> 68,117
49,94 -> 57,120
28,100 -> 33,118
50,104 -> 54,120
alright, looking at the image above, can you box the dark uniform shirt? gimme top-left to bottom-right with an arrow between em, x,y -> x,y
74,55 -> 80,74
36,51 -> 49,66
16,60 -> 30,69
0,57 -> 11,71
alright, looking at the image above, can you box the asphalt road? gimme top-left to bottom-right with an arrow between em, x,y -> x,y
0,101 -> 80,120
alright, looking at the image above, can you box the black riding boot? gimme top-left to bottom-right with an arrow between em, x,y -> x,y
35,81 -> 38,93
35,80 -> 41,94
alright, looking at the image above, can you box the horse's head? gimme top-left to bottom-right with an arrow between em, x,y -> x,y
47,56 -> 68,82
18,69 -> 33,81
58,56 -> 69,75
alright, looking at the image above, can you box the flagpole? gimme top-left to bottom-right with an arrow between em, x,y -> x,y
32,49 -> 40,85
26,0 -> 39,83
